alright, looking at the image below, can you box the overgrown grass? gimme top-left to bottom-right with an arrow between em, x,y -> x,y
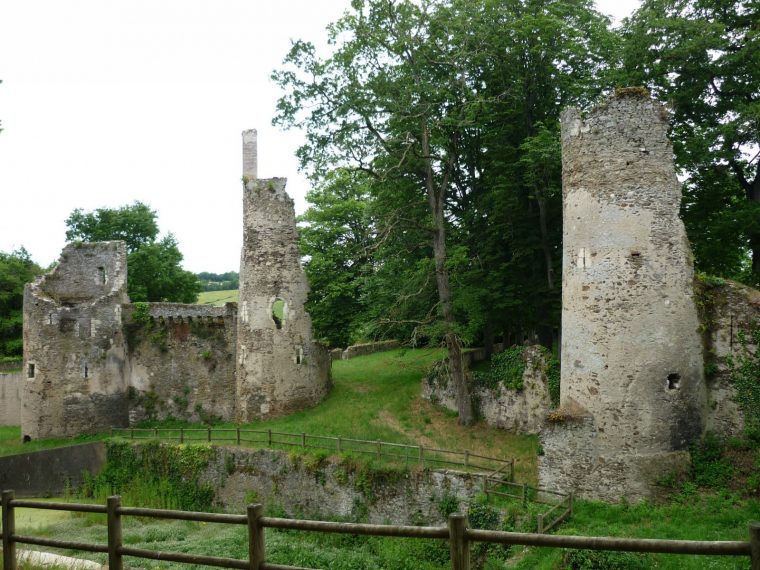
197,289 -> 239,306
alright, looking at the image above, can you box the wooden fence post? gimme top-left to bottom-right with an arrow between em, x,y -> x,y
569,492 -> 574,517
248,504 -> 266,570
236,428 -> 241,445
180,428 -> 184,444
302,433 -> 306,448
207,427 -> 212,442
510,459 -> 515,482
448,513 -> 470,570
537,514 -> 544,534
377,441 -> 381,459
750,521 -> 760,570
483,476 -> 489,496
464,450 -> 469,468
337,437 -> 342,453
154,427 -> 158,439
522,483 -> 527,507
107,496 -> 123,570
130,428 -> 134,439
2,490 -> 16,570
267,429 -> 272,448
419,445 -> 424,466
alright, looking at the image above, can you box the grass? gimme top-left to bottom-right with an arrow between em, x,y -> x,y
197,289 -> 238,306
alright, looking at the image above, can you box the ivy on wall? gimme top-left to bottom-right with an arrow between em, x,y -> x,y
728,326 -> 760,442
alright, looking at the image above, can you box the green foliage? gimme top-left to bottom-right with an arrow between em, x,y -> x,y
0,247 -> 43,357
64,202 -> 200,303
727,325 -> 760,442
690,432 -> 734,489
80,440 -> 215,511
541,348 -> 561,407
197,271 -> 239,292
473,346 -> 527,391
621,0 -> 760,284
131,302 -> 151,325
436,493 -> 459,518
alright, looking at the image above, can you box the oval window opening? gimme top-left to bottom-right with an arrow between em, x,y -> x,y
272,298 -> 285,330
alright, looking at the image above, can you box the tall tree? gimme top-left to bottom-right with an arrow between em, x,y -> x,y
273,0 -> 615,423
0,248 -> 42,357
299,169 -> 374,348
621,0 -> 760,284
65,202 -> 200,303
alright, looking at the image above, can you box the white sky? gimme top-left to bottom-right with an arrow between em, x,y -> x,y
0,0 -> 640,274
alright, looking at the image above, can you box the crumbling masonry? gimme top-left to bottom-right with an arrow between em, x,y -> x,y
20,131 -> 330,439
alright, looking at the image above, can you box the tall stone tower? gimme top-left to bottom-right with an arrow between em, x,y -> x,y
235,130 -> 331,421
539,91 -> 706,501
22,241 -> 130,439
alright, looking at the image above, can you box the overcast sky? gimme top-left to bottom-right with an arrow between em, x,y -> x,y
0,0 -> 640,273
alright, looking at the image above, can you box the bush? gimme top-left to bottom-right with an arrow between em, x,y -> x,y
473,346 -> 526,390
690,432 -> 734,489
562,549 -> 653,569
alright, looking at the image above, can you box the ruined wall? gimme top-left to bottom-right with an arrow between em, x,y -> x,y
340,339 -> 400,360
423,345 -> 551,433
539,91 -> 706,501
199,447 -> 480,524
124,303 -> 237,423
22,242 -> 130,439
0,372 -> 22,425
700,279 -> 760,437
235,175 -> 330,421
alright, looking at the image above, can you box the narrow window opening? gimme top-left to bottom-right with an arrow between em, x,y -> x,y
27,363 -> 35,379
630,251 -> 641,258
296,347 -> 304,365
84,364 -> 89,379
272,298 -> 285,330
98,266 -> 106,284
667,373 -> 681,390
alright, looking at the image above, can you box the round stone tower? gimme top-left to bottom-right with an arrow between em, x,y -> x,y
539,91 -> 706,501
235,130 -> 331,421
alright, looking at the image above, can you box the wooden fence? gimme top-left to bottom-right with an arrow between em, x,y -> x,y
1,491 -> 758,570
110,427 -> 515,478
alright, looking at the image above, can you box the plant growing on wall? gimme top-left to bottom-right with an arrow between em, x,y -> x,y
728,325 -> 760,442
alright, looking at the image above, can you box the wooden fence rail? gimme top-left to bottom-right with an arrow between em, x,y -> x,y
0,491 -> 758,570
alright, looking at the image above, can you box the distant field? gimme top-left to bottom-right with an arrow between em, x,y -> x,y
197,289 -> 238,306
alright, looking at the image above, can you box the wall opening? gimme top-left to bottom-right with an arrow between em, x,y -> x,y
27,363 -> 35,379
667,373 -> 681,390
296,346 -> 304,365
84,363 -> 89,379
272,298 -> 285,330
98,266 -> 106,284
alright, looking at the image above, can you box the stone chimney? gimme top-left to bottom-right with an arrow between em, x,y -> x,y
242,129 -> 258,179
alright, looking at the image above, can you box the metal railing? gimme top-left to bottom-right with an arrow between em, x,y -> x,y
110,427 -> 515,478
1,491 -> 758,570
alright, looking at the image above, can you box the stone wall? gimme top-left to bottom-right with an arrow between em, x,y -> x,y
422,345 -> 551,434
200,446 -> 480,524
123,303 -> 237,423
0,371 -> 22,425
539,91 -> 705,502
236,177 -> 330,421
22,242 -> 130,440
701,279 -> 760,437
340,340 -> 401,360
0,442 -> 106,497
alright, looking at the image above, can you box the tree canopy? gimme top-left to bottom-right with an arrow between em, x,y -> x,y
621,0 -> 760,285
275,0 -> 617,423
0,248 -> 42,358
65,202 -> 200,303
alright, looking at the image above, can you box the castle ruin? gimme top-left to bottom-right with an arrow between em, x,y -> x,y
20,131 -> 330,439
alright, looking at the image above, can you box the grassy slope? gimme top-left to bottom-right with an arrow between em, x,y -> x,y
0,426 -> 107,457
197,289 -> 239,306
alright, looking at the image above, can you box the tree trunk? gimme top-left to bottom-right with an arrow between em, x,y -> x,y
751,177 -> 760,278
422,126 -> 474,425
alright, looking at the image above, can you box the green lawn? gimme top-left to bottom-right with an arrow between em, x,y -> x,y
197,289 -> 238,306
0,426 -> 107,458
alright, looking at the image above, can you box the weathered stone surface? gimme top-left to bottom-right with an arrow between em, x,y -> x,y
236,177 -> 330,421
701,279 -> 760,437
123,303 -> 237,423
0,441 -> 106,498
203,447 -> 480,524
341,339 -> 400,360
423,345 -> 552,434
22,242 -> 130,439
0,371 -> 22,425
540,91 -> 706,501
